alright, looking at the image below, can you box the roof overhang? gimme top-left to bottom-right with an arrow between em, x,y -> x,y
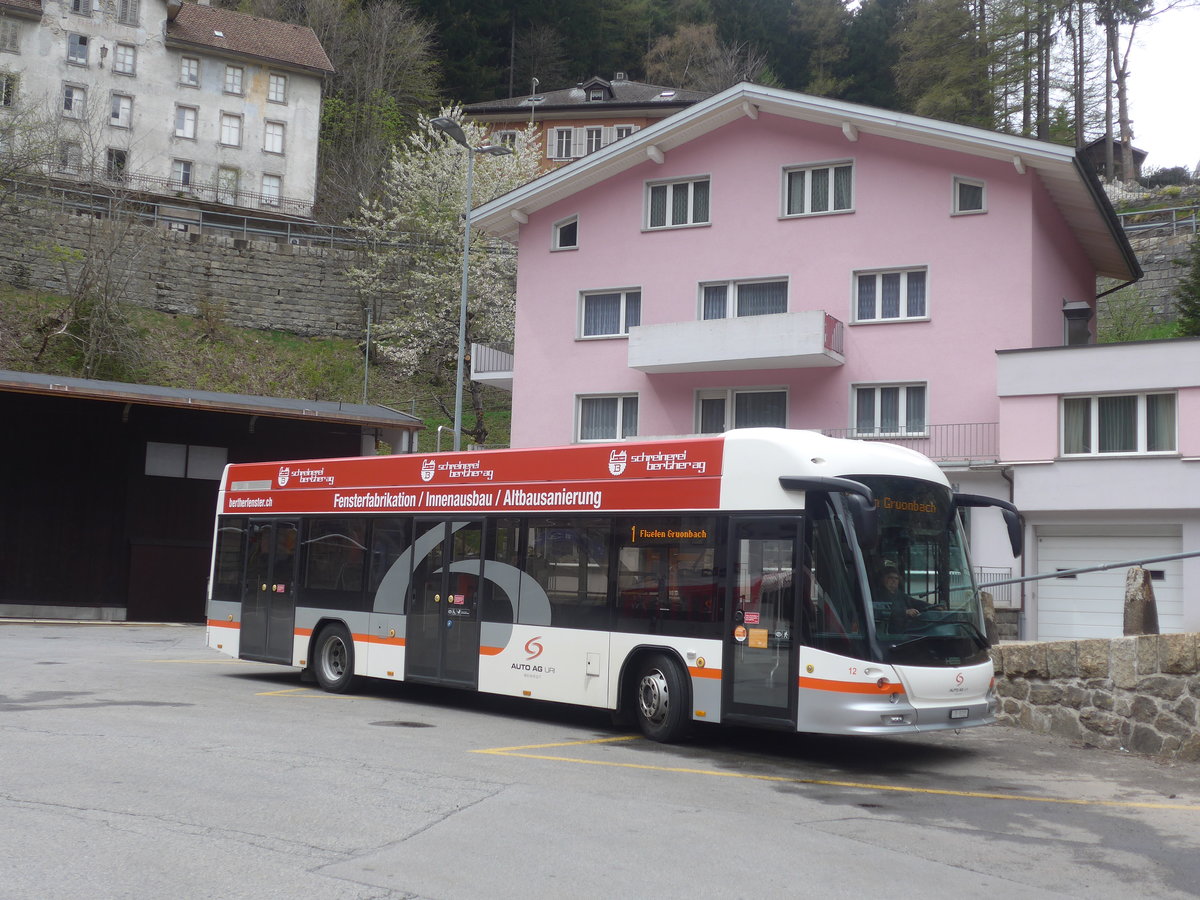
472,82 -> 1141,283
0,370 -> 421,431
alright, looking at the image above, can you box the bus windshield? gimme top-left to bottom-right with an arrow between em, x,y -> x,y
852,475 -> 989,668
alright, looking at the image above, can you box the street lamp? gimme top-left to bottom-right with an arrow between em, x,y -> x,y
431,115 -> 512,451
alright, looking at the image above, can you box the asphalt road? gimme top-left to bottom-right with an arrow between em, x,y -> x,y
2,622 -> 1198,899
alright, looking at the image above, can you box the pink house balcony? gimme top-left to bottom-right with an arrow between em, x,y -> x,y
471,342 -> 514,390
821,423 -> 999,465
627,312 -> 844,374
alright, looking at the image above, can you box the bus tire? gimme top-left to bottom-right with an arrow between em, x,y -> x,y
312,623 -> 360,693
634,652 -> 691,743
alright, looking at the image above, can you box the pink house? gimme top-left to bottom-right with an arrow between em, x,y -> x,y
470,83 -> 1193,641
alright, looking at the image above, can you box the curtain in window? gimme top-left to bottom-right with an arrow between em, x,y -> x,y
734,391 -> 786,428
692,180 -> 710,223
699,397 -> 726,433
621,397 -> 639,438
958,182 -> 983,211
907,271 -> 926,317
857,275 -> 876,320
879,387 -> 900,433
624,293 -> 641,329
671,183 -> 690,225
855,390 -> 875,434
583,294 -> 621,336
881,273 -> 901,318
787,170 -> 805,215
1147,393 -> 1176,451
1098,395 -> 1136,452
833,165 -> 852,210
736,281 -> 787,317
649,185 -> 667,227
1062,398 -> 1090,453
580,398 -> 617,440
905,386 -> 926,433
810,168 -> 829,212
702,285 -> 728,320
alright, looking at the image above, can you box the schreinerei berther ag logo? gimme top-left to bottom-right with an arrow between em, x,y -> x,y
277,466 -> 290,487
421,458 -> 436,482
608,449 -> 627,477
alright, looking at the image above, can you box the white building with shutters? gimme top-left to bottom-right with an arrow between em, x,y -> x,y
0,0 -> 333,216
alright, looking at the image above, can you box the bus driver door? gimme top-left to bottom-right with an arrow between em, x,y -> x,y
722,519 -> 800,727
406,520 -> 483,688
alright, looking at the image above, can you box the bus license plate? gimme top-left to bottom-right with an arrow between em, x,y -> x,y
949,708 -> 970,720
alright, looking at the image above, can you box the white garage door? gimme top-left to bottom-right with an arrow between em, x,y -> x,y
1035,528 -> 1182,640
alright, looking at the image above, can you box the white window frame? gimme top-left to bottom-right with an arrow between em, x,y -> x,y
217,166 -> 239,204
0,71 -> 16,108
171,158 -> 193,188
614,124 -> 635,140
1060,392 -> 1177,456
220,112 -> 242,147
700,278 -> 788,320
552,215 -> 578,251
696,388 -> 788,434
853,383 -> 927,438
552,127 -> 573,160
57,140 -> 82,173
260,173 -> 281,207
70,0 -> 92,17
494,129 -> 517,147
67,33 -> 89,66
580,288 -> 641,338
113,42 -> 136,75
174,104 -> 197,139
263,120 -> 285,154
180,56 -> 199,87
576,394 -> 638,442
585,126 -> 603,154
953,176 -> 986,215
853,267 -> 929,323
223,65 -> 243,95
267,72 -> 287,103
646,177 -> 711,230
783,160 -> 854,217
109,93 -> 132,128
62,83 -> 86,119
0,19 -> 19,53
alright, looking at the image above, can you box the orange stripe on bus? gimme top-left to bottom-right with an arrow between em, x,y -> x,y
294,627 -> 313,637
479,645 -> 505,656
207,619 -> 239,629
689,667 -> 722,680
365,634 -> 406,646
798,676 -> 905,695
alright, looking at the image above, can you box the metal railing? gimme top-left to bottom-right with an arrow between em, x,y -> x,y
820,422 -> 998,463
471,342 -> 514,375
824,314 -> 844,355
975,566 -> 1016,609
1116,203 -> 1200,237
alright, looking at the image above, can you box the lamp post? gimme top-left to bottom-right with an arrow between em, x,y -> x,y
430,116 -> 512,452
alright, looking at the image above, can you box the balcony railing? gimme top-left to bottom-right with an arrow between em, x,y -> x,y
821,422 -> 998,464
471,342 -> 514,390
1116,203 -> 1200,238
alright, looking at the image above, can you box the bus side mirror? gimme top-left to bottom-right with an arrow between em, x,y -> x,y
778,475 -> 878,552
954,493 -> 1023,558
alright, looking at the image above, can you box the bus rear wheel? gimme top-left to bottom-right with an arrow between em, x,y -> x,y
312,623 -> 360,693
634,653 -> 690,743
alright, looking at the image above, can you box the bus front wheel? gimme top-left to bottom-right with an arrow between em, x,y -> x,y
634,653 -> 690,743
312,623 -> 360,693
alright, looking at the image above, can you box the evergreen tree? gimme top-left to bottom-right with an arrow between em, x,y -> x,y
1174,236 -> 1200,337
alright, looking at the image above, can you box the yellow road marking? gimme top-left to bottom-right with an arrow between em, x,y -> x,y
473,737 -> 1200,811
255,687 -> 355,699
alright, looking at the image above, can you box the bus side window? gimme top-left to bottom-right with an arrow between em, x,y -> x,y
804,498 -> 868,658
481,517 -> 521,624
367,517 -> 410,593
615,516 -> 721,637
211,517 -> 248,604
524,518 -> 610,629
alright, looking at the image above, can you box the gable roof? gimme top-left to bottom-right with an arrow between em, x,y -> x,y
464,73 -> 711,117
472,82 -> 1140,283
166,1 -> 334,74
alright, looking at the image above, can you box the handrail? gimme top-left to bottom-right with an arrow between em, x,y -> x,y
1115,203 -> 1200,237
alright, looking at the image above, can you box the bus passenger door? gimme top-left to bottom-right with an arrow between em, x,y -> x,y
240,518 -> 299,665
722,519 -> 799,727
406,520 -> 483,688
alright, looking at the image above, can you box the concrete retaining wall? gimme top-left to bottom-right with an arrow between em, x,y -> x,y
992,634 -> 1200,761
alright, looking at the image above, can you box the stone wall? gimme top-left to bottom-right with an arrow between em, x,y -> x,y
1,205 -> 374,338
1100,232 -> 1195,322
991,634 -> 1200,761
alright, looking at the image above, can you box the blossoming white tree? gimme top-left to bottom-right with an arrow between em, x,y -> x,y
350,106 -> 542,447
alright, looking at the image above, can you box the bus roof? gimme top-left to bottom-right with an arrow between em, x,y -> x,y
219,428 -> 947,516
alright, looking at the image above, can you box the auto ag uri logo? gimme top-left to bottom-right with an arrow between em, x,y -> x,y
524,636 -> 544,660
420,458 -> 436,482
277,466 -> 290,487
607,449 -> 627,476
955,672 -> 965,686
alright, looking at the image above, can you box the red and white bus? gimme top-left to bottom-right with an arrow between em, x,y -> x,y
206,427 -> 1021,741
